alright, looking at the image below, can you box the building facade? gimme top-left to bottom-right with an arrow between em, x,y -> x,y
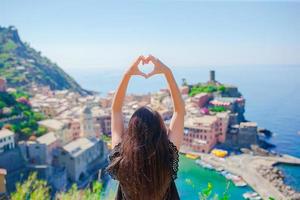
0,78 -> 6,92
182,114 -> 229,153
0,129 -> 15,154
58,138 -> 105,182
0,168 -> 7,194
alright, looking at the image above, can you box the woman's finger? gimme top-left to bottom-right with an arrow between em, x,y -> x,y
133,55 -> 144,67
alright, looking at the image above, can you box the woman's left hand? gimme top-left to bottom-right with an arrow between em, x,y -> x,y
126,56 -> 147,78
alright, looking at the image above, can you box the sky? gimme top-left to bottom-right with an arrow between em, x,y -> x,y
1,1 -> 300,70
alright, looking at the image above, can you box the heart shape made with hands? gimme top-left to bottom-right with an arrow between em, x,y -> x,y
138,60 -> 155,76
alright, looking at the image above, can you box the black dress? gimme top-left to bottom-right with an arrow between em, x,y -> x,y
107,140 -> 180,200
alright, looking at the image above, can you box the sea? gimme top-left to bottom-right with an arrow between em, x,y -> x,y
65,65 -> 300,199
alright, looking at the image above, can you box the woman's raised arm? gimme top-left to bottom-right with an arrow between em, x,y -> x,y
147,55 -> 185,150
111,56 -> 146,148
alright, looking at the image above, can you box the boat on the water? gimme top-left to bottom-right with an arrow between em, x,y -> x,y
221,170 -> 229,177
243,192 -> 261,200
185,153 -> 199,160
195,159 -> 213,170
221,171 -> 248,187
216,167 -> 224,172
233,179 -> 247,187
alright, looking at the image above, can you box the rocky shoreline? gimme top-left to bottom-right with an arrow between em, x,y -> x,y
257,165 -> 300,200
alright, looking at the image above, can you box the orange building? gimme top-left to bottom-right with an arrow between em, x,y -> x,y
0,168 -> 7,194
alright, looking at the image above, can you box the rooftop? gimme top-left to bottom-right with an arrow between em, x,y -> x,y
38,119 -> 65,130
0,129 -> 14,139
36,132 -> 58,145
0,168 -> 7,175
185,115 -> 218,128
63,137 -> 99,158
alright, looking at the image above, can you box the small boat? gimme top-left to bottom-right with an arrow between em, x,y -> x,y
233,179 -> 247,187
185,153 -> 199,160
243,192 -> 261,200
221,170 -> 229,177
225,173 -> 235,180
195,159 -> 213,170
216,167 -> 224,172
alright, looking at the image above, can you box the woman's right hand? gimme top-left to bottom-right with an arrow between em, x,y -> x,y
145,55 -> 171,78
126,56 -> 147,78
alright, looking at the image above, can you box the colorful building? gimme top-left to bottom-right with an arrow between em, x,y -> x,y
0,78 -> 6,92
182,113 -> 229,153
0,168 -> 7,194
0,129 -> 15,154
192,93 -> 212,108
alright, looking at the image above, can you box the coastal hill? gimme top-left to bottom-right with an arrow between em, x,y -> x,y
0,26 -> 90,95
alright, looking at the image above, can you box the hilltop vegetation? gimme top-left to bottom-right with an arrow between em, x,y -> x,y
0,26 -> 90,95
189,84 -> 226,97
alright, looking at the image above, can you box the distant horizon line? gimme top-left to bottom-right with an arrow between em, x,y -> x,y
61,64 -> 300,70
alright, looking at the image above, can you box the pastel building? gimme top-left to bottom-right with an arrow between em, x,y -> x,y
0,129 -> 15,154
93,110 -> 111,135
38,119 -> 69,144
191,93 -> 212,108
0,78 -> 6,92
182,114 -> 229,153
0,168 -> 7,194
210,97 -> 245,113
180,86 -> 189,95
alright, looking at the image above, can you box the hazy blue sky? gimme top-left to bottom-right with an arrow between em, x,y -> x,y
1,1 -> 300,69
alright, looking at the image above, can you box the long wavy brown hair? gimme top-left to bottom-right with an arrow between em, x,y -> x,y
107,106 -> 173,200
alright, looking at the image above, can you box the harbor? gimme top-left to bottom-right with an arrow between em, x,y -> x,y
182,150 -> 300,200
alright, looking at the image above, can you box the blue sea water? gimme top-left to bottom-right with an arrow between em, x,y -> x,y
65,65 -> 300,196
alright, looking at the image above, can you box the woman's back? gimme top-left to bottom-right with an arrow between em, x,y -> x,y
107,107 -> 179,200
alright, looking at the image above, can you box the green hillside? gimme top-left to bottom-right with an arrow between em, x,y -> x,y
0,26 -> 90,95
0,90 -> 47,139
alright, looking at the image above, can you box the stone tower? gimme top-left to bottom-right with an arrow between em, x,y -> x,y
80,104 -> 95,138
209,70 -> 215,83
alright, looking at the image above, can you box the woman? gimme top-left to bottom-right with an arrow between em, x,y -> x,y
107,55 -> 185,200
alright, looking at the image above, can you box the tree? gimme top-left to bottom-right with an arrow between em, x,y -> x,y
33,112 -> 45,121
36,126 -> 47,137
21,127 -> 32,137
11,173 -> 103,200
11,173 -> 50,200
0,101 -> 6,109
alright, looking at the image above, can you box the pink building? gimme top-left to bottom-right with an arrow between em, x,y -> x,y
183,114 -> 229,153
191,93 -> 212,108
210,97 -> 245,112
0,78 -> 6,92
180,86 -> 189,95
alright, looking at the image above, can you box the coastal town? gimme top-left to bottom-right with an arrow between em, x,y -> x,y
1,71 -> 300,200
